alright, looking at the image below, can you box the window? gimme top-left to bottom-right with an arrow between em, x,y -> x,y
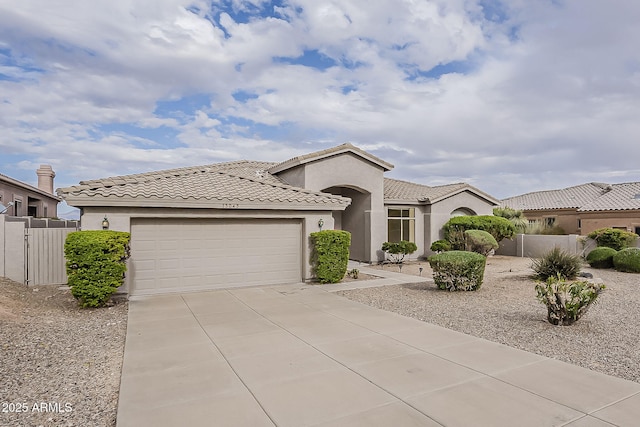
635,227 -> 640,235
577,219 -> 582,229
544,217 -> 555,226
13,199 -> 22,216
387,208 -> 415,243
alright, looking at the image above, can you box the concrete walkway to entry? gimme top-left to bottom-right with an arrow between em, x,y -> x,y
117,274 -> 640,426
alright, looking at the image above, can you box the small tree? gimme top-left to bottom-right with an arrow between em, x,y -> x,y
382,240 -> 417,264
493,206 -> 528,233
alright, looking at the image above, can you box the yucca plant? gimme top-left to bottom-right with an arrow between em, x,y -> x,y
531,247 -> 582,280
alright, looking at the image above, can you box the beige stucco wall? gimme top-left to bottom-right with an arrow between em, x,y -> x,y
0,180 -> 58,218
423,191 -> 497,255
276,152 -> 387,262
580,211 -> 640,235
523,209 -> 640,236
80,206 -> 336,293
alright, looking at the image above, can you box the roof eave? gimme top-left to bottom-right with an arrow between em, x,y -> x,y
268,144 -> 394,174
61,195 -> 350,211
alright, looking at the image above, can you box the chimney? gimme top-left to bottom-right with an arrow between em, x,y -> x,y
36,165 -> 55,195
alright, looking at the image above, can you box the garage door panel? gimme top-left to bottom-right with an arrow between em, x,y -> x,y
130,218 -> 302,295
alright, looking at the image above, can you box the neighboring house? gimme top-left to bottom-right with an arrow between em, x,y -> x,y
0,165 -> 60,218
502,182 -> 640,236
58,143 -> 498,296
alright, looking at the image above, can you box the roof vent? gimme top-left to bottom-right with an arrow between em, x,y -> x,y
634,193 -> 640,200
255,170 -> 265,179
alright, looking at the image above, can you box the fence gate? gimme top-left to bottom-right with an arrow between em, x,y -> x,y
25,228 -> 76,286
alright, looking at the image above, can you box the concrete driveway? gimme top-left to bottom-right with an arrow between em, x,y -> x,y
116,282 -> 640,427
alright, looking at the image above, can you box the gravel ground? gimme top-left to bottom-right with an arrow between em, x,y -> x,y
0,278 -> 127,427
338,256 -> 640,384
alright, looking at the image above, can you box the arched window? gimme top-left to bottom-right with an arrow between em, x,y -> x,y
450,208 -> 476,217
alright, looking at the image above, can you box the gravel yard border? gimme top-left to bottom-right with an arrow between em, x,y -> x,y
1,278 -> 127,427
338,256 -> 640,384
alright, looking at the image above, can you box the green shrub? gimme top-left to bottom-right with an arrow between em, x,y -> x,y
443,215 -> 515,250
493,206 -> 528,233
430,239 -> 451,253
586,247 -> 617,269
535,275 -> 605,325
464,229 -> 498,256
310,230 -> 351,284
427,251 -> 486,291
65,230 -> 131,308
531,247 -> 582,280
587,227 -> 638,251
382,240 -> 418,263
612,247 -> 640,273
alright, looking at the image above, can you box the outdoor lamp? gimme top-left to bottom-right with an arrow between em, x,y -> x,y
318,218 -> 324,230
102,216 -> 110,230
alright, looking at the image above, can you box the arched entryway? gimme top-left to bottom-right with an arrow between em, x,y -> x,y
323,185 -> 371,262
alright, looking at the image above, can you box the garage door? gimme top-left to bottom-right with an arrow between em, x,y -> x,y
130,218 -> 302,295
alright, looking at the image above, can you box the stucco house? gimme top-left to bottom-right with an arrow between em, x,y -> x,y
58,143 -> 498,296
0,165 -> 60,218
502,182 -> 640,236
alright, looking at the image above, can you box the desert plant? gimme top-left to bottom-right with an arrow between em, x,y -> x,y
64,230 -> 131,308
310,230 -> 351,284
382,240 -> 418,264
347,268 -> 360,279
430,239 -> 451,253
587,227 -> 638,251
531,247 -> 582,281
612,247 -> 640,273
464,229 -> 498,256
443,215 -> 515,250
586,247 -> 617,269
535,275 -> 605,325
427,250 -> 486,291
493,206 -> 528,233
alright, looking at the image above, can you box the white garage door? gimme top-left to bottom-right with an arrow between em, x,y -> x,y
130,218 -> 302,295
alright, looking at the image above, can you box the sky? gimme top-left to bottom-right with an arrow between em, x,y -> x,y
1,0 -> 640,216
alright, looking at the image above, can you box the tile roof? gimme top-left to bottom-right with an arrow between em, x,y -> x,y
384,178 -> 499,204
58,161 -> 351,209
268,143 -> 393,174
501,182 -> 640,212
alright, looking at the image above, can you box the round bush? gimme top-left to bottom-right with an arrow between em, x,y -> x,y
430,239 -> 451,253
613,247 -> 640,273
427,250 -> 486,291
586,247 -> 617,269
587,227 -> 638,251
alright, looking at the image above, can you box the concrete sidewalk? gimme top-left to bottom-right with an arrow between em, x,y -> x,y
117,276 -> 640,426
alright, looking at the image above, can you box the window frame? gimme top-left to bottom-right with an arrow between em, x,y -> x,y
387,207 -> 416,243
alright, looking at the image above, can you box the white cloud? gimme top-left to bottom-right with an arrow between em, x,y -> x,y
0,0 -> 639,199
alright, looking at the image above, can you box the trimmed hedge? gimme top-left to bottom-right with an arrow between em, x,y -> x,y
612,247 -> 640,273
464,229 -> 498,256
310,230 -> 351,284
427,250 -> 486,291
382,240 -> 417,263
443,215 -> 515,250
430,239 -> 451,253
587,227 -> 638,251
65,230 -> 131,308
586,247 -> 617,269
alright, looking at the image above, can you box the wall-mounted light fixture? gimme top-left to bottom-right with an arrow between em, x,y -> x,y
101,216 -> 110,230
318,218 -> 324,230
